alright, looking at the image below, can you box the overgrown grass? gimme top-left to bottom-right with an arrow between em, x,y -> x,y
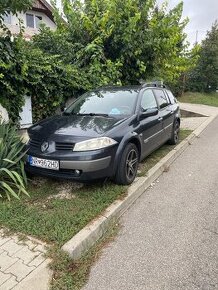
179,92 -> 218,107
0,129 -> 192,290
0,130 -> 191,246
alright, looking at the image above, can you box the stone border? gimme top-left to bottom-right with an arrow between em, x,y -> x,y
62,114 -> 217,260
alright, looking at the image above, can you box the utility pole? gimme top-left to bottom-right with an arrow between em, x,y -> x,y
195,30 -> 198,44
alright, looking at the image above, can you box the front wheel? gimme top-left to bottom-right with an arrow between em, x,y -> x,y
168,120 -> 180,145
115,143 -> 139,185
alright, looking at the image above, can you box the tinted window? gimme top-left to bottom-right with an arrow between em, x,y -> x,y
154,89 -> 170,109
166,90 -> 177,104
65,89 -> 139,116
141,89 -> 157,111
26,14 -> 34,28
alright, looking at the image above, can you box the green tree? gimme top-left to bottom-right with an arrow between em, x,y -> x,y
187,22 -> 218,92
34,0 -> 191,87
0,0 -> 33,14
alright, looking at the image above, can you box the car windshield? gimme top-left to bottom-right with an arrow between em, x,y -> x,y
65,89 -> 139,117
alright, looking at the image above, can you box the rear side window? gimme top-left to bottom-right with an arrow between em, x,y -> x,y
153,89 -> 170,109
141,89 -> 157,111
166,90 -> 177,104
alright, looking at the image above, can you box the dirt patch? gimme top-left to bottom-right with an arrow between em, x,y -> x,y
47,181 -> 84,200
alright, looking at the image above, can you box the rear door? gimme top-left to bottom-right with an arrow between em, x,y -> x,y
138,89 -> 163,159
153,89 -> 174,143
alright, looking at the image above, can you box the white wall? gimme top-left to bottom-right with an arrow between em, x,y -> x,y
0,104 -> 9,124
4,10 -> 56,38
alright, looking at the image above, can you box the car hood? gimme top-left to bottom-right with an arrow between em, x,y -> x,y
28,115 -> 127,140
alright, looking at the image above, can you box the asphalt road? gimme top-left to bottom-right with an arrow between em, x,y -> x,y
83,116 -> 218,290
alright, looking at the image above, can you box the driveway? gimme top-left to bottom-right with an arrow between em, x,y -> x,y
83,114 -> 218,289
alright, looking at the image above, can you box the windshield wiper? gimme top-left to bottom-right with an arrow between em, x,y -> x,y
71,113 -> 109,117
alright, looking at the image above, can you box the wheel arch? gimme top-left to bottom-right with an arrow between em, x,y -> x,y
113,133 -> 142,175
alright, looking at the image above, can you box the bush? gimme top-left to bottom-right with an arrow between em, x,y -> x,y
0,122 -> 29,200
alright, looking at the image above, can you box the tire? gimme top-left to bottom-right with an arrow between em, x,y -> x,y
115,143 -> 139,185
168,120 -> 180,145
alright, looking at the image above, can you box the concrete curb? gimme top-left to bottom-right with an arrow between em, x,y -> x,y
62,114 -> 217,260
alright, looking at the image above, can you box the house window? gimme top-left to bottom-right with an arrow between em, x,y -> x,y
3,12 -> 11,24
26,13 -> 43,29
35,15 -> 42,28
26,13 -> 34,28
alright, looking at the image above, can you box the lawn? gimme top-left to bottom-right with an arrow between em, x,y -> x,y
179,92 -> 218,107
0,129 -> 192,290
0,129 -> 192,247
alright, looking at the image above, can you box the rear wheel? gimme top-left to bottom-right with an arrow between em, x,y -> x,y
168,120 -> 180,145
115,143 -> 139,185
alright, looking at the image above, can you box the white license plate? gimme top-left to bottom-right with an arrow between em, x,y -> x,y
29,156 -> 59,171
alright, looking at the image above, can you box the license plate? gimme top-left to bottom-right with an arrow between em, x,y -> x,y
29,156 -> 59,171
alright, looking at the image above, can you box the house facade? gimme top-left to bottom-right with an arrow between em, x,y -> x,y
3,0 -> 56,40
1,0 -> 57,128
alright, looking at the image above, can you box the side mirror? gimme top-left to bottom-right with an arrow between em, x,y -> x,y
140,108 -> 158,120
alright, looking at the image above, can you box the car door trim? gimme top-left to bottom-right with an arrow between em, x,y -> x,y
144,129 -> 163,143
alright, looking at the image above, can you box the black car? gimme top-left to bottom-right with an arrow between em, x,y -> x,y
25,82 -> 180,185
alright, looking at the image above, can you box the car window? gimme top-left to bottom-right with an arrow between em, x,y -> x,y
166,90 -> 177,104
153,89 -> 170,109
141,89 -> 157,111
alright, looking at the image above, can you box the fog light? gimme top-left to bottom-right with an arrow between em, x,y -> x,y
75,170 -> 81,176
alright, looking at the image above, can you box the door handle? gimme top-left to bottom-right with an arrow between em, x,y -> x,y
158,117 -> 163,121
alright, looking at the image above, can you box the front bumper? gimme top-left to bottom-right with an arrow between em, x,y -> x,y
25,147 -> 116,181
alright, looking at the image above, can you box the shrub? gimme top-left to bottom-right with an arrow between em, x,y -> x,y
0,122 -> 29,200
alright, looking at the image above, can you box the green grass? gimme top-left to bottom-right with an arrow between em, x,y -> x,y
138,129 -> 192,177
179,92 -> 218,107
0,130 -> 191,246
0,129 -> 192,290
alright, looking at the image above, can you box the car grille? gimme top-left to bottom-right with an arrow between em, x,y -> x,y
29,139 -> 41,149
29,139 -> 75,151
55,142 -> 75,151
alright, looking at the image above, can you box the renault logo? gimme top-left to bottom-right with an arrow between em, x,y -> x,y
41,141 -> 49,152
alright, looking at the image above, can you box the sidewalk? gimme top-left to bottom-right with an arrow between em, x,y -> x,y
82,108 -> 218,289
0,230 -> 52,290
180,102 -> 218,130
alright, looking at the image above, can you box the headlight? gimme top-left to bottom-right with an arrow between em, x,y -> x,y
73,137 -> 117,151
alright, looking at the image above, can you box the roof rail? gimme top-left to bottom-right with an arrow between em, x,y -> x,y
141,80 -> 166,89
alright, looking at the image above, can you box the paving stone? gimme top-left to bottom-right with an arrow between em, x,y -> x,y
14,247 -> 41,265
5,260 -> 35,282
0,276 -> 18,290
13,260 -> 52,290
0,240 -> 24,256
0,271 -> 12,286
0,237 -> 11,247
33,244 -> 47,254
28,253 -> 46,267
0,252 -> 19,272
18,240 -> 38,251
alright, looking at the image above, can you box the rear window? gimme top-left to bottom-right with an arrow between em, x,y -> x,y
166,90 -> 177,104
153,89 -> 170,109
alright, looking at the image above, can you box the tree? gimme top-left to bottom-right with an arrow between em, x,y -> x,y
186,22 -> 218,92
34,0 -> 191,88
0,0 -> 33,15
